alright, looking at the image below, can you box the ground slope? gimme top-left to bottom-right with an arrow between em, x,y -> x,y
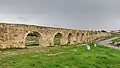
0,44 -> 120,68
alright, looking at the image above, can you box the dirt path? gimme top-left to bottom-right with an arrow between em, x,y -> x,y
96,36 -> 120,50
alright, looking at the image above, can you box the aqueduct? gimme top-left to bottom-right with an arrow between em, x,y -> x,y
0,23 -> 111,49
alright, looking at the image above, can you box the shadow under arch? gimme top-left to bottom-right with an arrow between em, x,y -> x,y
67,33 -> 73,45
76,33 -> 80,43
53,32 -> 63,46
81,33 -> 85,43
24,31 -> 43,47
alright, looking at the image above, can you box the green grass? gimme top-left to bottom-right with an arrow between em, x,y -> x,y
111,38 -> 120,42
1,44 -> 120,68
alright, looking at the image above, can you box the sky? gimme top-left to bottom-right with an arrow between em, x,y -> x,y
0,0 -> 120,30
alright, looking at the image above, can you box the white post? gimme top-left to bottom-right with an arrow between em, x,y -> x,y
94,43 -> 97,47
86,45 -> 90,51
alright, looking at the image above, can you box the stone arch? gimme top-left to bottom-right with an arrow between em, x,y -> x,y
67,33 -> 73,44
84,32 -> 89,43
81,33 -> 84,38
86,32 -> 90,42
25,31 -> 43,47
53,33 -> 63,46
76,33 -> 80,43
81,33 -> 85,43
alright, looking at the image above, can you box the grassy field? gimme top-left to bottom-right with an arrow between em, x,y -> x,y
0,44 -> 120,68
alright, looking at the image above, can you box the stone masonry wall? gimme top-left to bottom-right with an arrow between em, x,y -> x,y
0,23 -> 111,49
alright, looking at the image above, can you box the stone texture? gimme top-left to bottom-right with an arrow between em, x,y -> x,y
0,23 -> 111,49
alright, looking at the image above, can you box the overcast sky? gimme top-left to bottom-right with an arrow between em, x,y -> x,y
0,0 -> 120,30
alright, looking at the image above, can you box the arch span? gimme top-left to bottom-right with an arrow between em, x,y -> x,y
53,33 -> 63,46
76,33 -> 80,43
67,33 -> 73,44
81,33 -> 85,43
25,31 -> 43,47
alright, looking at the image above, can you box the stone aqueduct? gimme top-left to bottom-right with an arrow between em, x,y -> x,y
0,23 -> 111,49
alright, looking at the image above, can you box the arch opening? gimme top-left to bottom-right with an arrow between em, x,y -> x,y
67,33 -> 73,44
81,33 -> 84,39
76,33 -> 80,43
54,33 -> 63,46
25,31 -> 42,46
81,33 -> 85,43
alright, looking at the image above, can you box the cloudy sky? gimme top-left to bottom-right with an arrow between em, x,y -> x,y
0,0 -> 120,30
